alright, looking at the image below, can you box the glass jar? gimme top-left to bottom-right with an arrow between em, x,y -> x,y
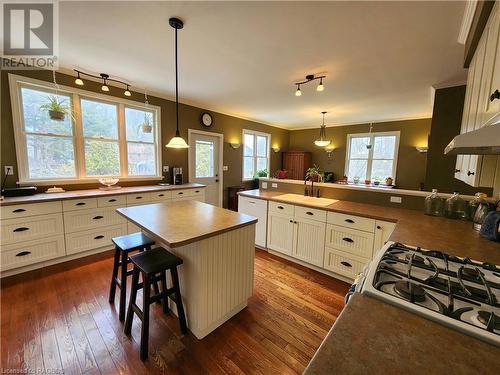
445,191 -> 468,220
424,189 -> 444,216
468,192 -> 487,221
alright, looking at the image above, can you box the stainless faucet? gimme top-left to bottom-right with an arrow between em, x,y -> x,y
304,177 -> 316,197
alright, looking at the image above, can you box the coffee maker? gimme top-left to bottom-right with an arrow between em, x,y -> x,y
172,167 -> 183,185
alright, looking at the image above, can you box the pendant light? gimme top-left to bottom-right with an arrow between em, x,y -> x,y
314,112 -> 330,147
166,17 -> 189,149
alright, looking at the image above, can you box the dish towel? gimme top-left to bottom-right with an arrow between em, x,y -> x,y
479,211 -> 500,242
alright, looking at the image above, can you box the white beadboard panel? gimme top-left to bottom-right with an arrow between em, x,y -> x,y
0,213 -> 64,245
156,224 -> 255,339
323,247 -> 369,279
267,213 -> 294,255
65,224 -> 127,255
63,207 -> 127,233
293,218 -> 326,267
0,235 -> 65,271
0,201 -> 62,220
325,224 -> 374,259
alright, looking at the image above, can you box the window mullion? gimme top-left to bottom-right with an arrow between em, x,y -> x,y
366,134 -> 375,180
73,94 -> 85,179
118,103 -> 127,177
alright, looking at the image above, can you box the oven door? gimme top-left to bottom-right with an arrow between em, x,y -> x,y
344,263 -> 370,304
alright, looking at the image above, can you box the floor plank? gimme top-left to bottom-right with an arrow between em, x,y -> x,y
1,249 -> 349,374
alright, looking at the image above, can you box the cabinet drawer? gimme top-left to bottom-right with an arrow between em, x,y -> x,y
324,248 -> 369,279
0,201 -> 62,220
64,207 -> 126,233
1,213 -> 64,245
65,224 -> 127,255
325,224 -> 374,259
327,212 -> 375,233
239,196 -> 268,211
63,198 -> 98,211
151,191 -> 172,201
171,189 -> 195,198
126,193 -> 151,204
269,201 -> 294,216
97,195 -> 127,208
294,206 -> 327,222
0,235 -> 65,271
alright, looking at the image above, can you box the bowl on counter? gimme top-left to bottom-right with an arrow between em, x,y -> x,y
98,178 -> 121,190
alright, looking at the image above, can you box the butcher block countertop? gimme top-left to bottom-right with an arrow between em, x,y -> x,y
239,189 -> 500,264
116,200 -> 257,248
0,183 -> 205,206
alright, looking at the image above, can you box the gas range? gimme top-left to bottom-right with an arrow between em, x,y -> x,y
361,242 -> 500,347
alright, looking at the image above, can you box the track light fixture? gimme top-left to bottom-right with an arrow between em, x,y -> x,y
73,69 -> 132,97
293,74 -> 326,96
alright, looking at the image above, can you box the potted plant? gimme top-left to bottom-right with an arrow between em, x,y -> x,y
385,177 -> 394,186
139,113 -> 153,133
39,95 -> 73,121
305,165 -> 324,182
353,176 -> 360,184
253,169 -> 268,189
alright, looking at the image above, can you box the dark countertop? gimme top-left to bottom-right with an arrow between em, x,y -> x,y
0,183 -> 205,206
303,293 -> 499,375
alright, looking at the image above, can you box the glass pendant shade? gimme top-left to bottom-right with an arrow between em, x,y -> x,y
314,112 -> 330,147
166,131 -> 189,148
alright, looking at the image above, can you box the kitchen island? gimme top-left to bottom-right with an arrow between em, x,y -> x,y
116,200 -> 257,339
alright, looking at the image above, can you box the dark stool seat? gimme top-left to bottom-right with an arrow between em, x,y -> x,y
124,247 -> 187,361
109,232 -> 157,321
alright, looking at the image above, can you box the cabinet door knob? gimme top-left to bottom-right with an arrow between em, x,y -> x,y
376,225 -> 382,230
490,89 -> 500,102
454,169 -> 460,173
342,237 -> 354,243
467,171 -> 475,176
340,261 -> 352,268
289,220 -> 293,223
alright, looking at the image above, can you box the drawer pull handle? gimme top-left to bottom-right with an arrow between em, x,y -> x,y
249,201 -> 255,204
135,196 -> 143,199
76,202 -> 86,206
93,215 -> 104,220
306,211 -> 314,216
340,261 -> 352,268
158,194 -> 164,197
178,192 -> 184,195
94,235 -> 105,240
108,199 -> 117,202
345,219 -> 355,223
195,190 -> 200,193
277,206 -> 284,209
16,251 -> 31,257
12,208 -> 26,213
13,227 -> 29,232
342,237 -> 354,243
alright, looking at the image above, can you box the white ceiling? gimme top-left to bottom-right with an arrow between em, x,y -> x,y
58,1 -> 467,129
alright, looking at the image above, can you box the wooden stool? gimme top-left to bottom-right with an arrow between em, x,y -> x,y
109,232 -> 156,321
124,247 -> 187,361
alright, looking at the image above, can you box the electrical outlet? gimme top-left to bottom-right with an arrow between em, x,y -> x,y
4,166 -> 14,176
271,183 -> 278,188
223,166 -> 228,172
163,166 -> 169,173
262,182 -> 268,189
390,196 -> 402,203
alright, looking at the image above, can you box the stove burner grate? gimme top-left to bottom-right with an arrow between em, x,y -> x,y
394,280 -> 427,302
477,311 -> 500,332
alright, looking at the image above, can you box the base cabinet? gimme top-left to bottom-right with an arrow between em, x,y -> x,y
238,196 -> 268,248
293,218 -> 326,267
267,212 -> 295,256
323,248 -> 368,279
374,220 -> 397,253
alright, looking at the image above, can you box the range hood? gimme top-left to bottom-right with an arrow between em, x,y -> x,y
444,123 -> 500,155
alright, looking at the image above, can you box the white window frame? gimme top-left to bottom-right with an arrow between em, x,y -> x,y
8,73 -> 162,185
345,131 -> 400,183
242,129 -> 271,181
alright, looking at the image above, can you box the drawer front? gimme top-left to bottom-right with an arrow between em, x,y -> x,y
171,189 -> 195,198
97,195 -> 127,208
65,224 -> 127,255
126,193 -> 151,204
63,198 -> 98,212
0,201 -> 62,220
324,248 -> 368,279
64,207 -> 126,233
325,224 -> 374,259
150,191 -> 172,201
269,201 -> 295,216
1,213 -> 64,245
294,206 -> 327,222
0,235 -> 66,271
327,212 -> 375,233
239,196 -> 268,212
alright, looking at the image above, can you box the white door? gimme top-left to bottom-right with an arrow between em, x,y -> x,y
188,130 -> 223,206
267,212 -> 294,255
293,217 -> 326,267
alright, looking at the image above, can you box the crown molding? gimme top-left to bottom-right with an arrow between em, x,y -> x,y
458,1 -> 478,44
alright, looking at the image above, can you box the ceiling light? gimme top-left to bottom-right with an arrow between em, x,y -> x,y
293,74 -> 326,96
124,85 -> 131,96
100,73 -> 110,92
74,69 -> 134,97
314,111 -> 331,147
75,71 -> 84,86
317,78 -> 324,92
295,85 -> 302,96
166,17 -> 189,149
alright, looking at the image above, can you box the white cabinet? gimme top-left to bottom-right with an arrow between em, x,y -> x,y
374,220 -> 396,253
323,248 -> 368,279
325,224 -> 374,259
293,217 -> 326,267
238,196 -> 268,248
0,213 -> 64,245
267,212 -> 295,256
0,236 -> 65,271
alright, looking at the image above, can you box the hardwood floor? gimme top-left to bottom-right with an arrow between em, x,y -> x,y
1,249 -> 350,374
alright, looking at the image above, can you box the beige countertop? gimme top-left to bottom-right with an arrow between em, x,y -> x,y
116,200 -> 257,248
0,183 -> 205,206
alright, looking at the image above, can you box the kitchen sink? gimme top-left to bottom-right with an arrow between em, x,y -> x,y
274,193 -> 338,207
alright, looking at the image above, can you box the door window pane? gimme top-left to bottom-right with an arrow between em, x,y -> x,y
347,159 -> 368,180
21,88 -> 73,135
371,159 -> 394,180
84,140 -> 120,176
349,137 -> 370,159
373,136 -> 396,159
128,143 -> 156,176
195,140 -> 215,178
256,135 -> 268,157
125,107 -> 154,142
81,99 -> 118,139
243,156 -> 254,179
26,135 -> 75,178
244,133 -> 254,156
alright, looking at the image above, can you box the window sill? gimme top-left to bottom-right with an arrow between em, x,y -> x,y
19,176 -> 163,186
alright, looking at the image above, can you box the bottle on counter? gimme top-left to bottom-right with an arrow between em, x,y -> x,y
445,191 -> 468,220
468,192 -> 488,221
424,189 -> 445,216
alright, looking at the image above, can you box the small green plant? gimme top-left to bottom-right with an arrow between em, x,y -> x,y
305,164 -> 324,182
39,95 -> 74,121
255,169 -> 268,178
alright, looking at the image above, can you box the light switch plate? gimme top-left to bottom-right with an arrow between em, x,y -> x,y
162,166 -> 169,173
390,196 -> 402,203
223,166 -> 228,171
271,183 -> 278,188
4,166 -> 14,175
262,182 -> 268,189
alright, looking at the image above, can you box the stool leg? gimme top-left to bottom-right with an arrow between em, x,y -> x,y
140,273 -> 151,361
171,267 -> 187,334
124,267 -> 139,335
152,273 -> 161,304
119,250 -> 129,321
108,247 -> 120,303
160,270 -> 169,315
